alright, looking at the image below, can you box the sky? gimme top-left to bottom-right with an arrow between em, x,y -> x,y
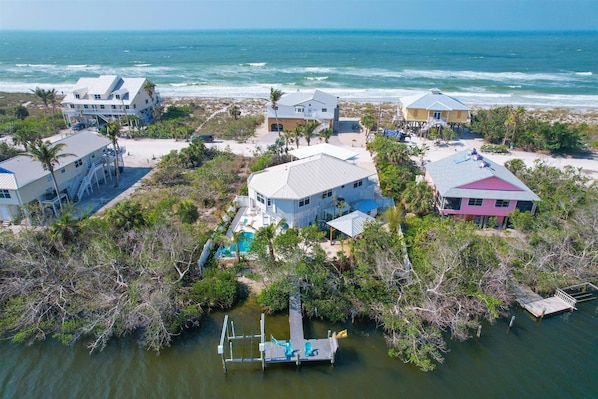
0,0 -> 596,31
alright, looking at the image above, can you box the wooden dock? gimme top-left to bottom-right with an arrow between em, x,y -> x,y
218,292 -> 340,372
512,283 -> 576,318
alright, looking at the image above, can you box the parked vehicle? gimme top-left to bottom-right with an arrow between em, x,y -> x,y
72,122 -> 86,131
190,133 -> 214,143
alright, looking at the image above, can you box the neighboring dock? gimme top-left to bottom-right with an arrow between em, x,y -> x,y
218,292 -> 341,372
512,283 -> 575,317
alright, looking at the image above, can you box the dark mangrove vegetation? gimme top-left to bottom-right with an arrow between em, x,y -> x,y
0,143 -> 246,352
255,136 -> 597,371
0,95 -> 596,372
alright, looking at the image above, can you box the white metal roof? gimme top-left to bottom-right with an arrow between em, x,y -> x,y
248,153 -> 375,199
61,75 -> 146,105
327,210 -> 375,237
267,90 -> 337,119
425,149 -> 540,201
401,89 -> 470,111
0,131 -> 110,189
289,143 -> 358,161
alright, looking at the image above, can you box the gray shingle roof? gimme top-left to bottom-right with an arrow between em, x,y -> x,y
425,149 -> 540,201
248,153 -> 375,199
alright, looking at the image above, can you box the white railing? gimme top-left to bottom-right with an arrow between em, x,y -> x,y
555,288 -> 577,308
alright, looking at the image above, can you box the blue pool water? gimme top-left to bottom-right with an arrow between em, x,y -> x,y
218,231 -> 255,258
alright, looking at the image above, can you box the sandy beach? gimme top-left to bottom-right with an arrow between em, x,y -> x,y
112,100 -> 598,180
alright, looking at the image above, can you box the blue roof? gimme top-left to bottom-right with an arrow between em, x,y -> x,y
352,199 -> 378,213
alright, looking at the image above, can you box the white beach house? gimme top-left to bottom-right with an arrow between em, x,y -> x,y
0,131 -> 120,222
61,75 -> 162,128
247,154 -> 386,228
266,90 -> 340,134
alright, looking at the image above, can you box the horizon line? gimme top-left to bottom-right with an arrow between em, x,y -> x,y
2,28 -> 597,34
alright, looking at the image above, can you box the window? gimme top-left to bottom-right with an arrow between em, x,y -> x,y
322,190 -> 332,199
61,168 -> 66,174
100,105 -> 105,109
145,99 -> 149,104
111,105 -> 116,109
94,94 -> 101,100
443,197 -> 462,210
433,111 -> 442,120
133,104 -> 137,109
75,94 -> 80,99
256,193 -> 265,204
516,201 -> 534,212
267,198 -> 271,207
125,105 -> 130,110
468,198 -> 483,206
353,180 -> 363,188
295,107 -> 304,113
322,108 -> 327,112
299,197 -> 310,207
0,189 -> 10,199
70,104 -> 75,109
75,159 -> 83,168
84,105 -> 89,109
495,200 -> 510,208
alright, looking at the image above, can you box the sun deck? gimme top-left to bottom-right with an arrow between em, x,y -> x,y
218,292 -> 340,372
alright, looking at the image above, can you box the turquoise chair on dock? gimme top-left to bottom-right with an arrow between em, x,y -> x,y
304,341 -> 314,356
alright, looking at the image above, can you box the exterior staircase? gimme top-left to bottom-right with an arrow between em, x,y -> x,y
74,159 -> 108,202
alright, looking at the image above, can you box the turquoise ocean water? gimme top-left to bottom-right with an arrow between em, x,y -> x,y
0,30 -> 596,108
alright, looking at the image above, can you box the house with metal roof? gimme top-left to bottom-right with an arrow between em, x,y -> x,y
61,75 -> 162,128
396,89 -> 470,135
424,148 -> 540,228
0,131 -> 118,222
266,90 -> 339,134
247,153 -> 384,228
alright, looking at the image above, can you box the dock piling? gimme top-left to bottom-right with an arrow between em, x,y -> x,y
507,315 -> 515,333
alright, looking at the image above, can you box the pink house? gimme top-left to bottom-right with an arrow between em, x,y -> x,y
424,149 -> 540,228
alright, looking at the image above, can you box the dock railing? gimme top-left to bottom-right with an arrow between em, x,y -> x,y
555,288 -> 577,308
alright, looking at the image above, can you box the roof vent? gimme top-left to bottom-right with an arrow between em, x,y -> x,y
430,88 -> 441,95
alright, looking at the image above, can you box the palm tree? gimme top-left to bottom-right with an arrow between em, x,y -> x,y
229,105 -> 241,120
231,230 -> 245,264
293,125 -> 303,149
25,139 -> 74,211
269,87 -> 283,135
255,220 -> 285,264
143,79 -> 156,101
303,121 -> 318,146
31,87 -> 52,120
103,122 -> 122,187
319,128 -> 332,143
13,104 -> 29,120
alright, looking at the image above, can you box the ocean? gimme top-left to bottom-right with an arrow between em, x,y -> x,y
0,30 -> 597,108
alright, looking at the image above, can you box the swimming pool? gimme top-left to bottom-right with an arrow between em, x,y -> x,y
217,231 -> 255,258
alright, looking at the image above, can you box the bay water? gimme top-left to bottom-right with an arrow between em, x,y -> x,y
1,296 -> 597,398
